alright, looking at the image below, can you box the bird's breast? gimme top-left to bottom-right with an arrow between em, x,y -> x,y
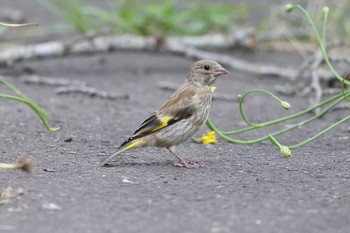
192,88 -> 212,128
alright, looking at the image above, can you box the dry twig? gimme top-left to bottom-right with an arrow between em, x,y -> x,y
55,86 -> 129,100
0,32 -> 300,80
21,75 -> 129,100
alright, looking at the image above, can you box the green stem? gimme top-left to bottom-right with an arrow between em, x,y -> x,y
342,72 -> 350,103
293,5 -> 350,85
226,90 -> 346,136
239,89 -> 291,128
0,76 -> 26,96
289,113 -> 350,149
321,7 -> 329,45
0,76 -> 47,117
196,5 -> 350,152
0,94 -> 60,132
192,137 -> 201,143
205,91 -> 347,146
0,163 -> 18,169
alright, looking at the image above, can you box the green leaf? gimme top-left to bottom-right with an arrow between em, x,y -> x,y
0,76 -> 60,132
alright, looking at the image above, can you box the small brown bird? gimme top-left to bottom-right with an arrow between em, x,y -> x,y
102,60 -> 228,168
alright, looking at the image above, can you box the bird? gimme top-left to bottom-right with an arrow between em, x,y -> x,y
102,60 -> 229,168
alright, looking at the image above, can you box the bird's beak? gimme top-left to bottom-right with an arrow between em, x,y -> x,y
214,65 -> 229,77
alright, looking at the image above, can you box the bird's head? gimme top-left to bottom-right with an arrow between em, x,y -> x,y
187,60 -> 229,86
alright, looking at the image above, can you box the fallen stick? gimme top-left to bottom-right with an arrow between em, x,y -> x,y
55,86 -> 129,100
20,75 -> 129,100
166,40 -> 298,80
21,75 -> 86,86
308,49 -> 324,109
0,33 -> 299,80
0,29 -> 255,66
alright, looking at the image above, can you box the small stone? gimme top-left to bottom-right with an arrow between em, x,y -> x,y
42,203 -> 62,210
122,177 -> 134,184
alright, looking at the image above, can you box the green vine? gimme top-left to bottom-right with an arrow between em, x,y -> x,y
0,76 -> 60,132
195,4 -> 350,157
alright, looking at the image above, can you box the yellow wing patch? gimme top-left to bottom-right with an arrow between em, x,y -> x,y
151,116 -> 173,132
124,138 -> 145,151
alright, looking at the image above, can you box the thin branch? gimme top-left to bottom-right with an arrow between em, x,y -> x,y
21,75 -> 86,86
55,85 -> 129,100
309,49 -> 324,109
0,33 -> 300,79
0,30 -> 254,65
5,32 -> 348,82
166,39 -> 298,80
20,75 -> 129,100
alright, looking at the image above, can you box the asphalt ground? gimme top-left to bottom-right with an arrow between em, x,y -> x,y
1,1 -> 350,233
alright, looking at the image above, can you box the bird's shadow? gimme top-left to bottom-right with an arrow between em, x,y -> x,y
101,160 -> 170,168
101,159 -> 209,169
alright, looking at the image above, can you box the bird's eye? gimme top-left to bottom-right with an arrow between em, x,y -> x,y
204,65 -> 210,70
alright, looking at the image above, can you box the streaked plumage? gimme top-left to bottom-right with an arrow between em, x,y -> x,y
102,60 -> 228,168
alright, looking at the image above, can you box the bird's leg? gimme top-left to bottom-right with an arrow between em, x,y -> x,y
173,155 -> 190,168
167,147 -> 201,168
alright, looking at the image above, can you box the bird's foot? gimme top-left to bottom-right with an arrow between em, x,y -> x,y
172,160 -> 204,168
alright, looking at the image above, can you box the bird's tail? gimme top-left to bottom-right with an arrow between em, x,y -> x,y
101,138 -> 145,166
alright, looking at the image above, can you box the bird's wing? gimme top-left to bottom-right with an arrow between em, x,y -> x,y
119,86 -> 197,148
